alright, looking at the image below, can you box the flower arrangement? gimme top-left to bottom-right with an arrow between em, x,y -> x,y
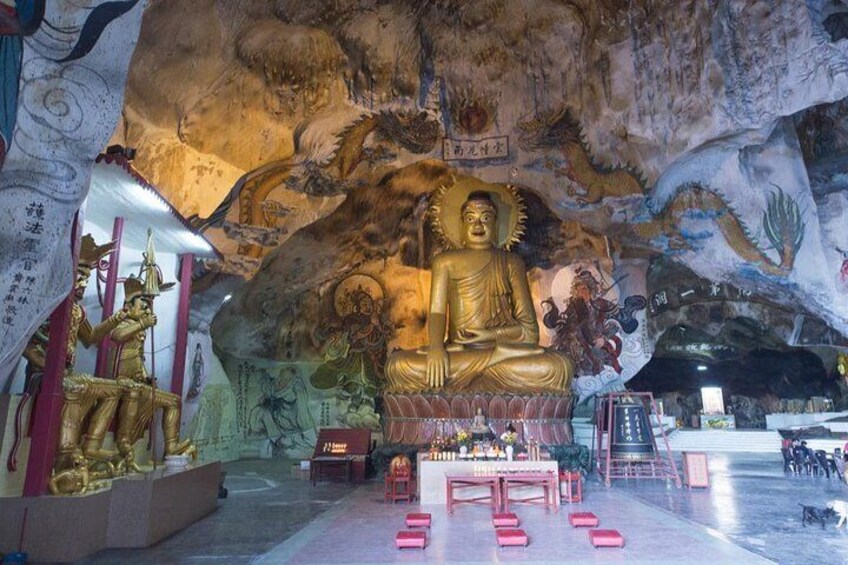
455,428 -> 471,447
500,430 -> 518,446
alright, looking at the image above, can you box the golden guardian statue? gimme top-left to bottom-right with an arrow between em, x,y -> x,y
47,235 -> 130,477
111,232 -> 196,471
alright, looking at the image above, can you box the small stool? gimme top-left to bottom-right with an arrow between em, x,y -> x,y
396,530 -> 427,549
492,512 -> 520,528
406,513 -> 432,528
569,512 -> 599,527
560,470 -> 583,503
589,529 -> 625,548
496,528 -> 529,547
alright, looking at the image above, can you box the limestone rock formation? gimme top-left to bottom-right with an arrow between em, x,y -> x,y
97,1 -> 848,421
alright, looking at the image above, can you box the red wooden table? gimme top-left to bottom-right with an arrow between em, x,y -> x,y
445,474 -> 501,515
501,472 -> 558,513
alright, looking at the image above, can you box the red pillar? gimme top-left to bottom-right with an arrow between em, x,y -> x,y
23,216 -> 80,496
170,253 -> 193,396
94,216 -> 123,378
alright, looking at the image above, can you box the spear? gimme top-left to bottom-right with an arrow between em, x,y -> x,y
141,229 -> 162,470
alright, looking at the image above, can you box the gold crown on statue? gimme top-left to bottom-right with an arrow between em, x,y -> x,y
78,234 -> 115,269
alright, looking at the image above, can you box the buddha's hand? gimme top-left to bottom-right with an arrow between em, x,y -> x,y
456,328 -> 496,345
426,346 -> 449,389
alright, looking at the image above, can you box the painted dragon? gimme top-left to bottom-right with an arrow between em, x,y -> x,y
633,183 -> 805,276
517,106 -> 647,204
195,110 -> 440,260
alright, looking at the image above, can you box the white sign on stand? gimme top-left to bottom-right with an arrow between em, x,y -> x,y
700,387 -> 725,415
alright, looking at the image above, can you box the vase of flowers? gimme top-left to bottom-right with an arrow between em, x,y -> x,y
500,429 -> 518,461
456,428 -> 470,456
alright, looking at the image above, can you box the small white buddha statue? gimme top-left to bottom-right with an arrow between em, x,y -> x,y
471,407 -> 494,440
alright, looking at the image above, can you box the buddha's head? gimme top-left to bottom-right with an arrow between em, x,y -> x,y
460,191 -> 498,249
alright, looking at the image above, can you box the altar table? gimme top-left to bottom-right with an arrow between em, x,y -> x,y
416,456 -> 559,506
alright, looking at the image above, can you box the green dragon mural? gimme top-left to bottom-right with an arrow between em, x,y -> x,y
514,105 -> 804,278
633,183 -> 805,276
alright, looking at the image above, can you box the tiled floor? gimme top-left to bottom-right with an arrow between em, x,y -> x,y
626,452 -> 848,565
79,459 -> 353,564
257,480 -> 771,564
77,452 -> 848,564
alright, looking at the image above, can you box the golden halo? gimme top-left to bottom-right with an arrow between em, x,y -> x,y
429,176 -> 526,250
333,273 -> 384,317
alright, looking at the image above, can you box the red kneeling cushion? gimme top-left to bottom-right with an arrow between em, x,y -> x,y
496,528 -> 529,547
396,530 -> 427,549
569,512 -> 599,527
589,529 -> 624,548
492,512 -> 520,528
406,513 -> 432,528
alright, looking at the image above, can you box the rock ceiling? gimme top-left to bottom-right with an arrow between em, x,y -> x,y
114,0 -> 848,364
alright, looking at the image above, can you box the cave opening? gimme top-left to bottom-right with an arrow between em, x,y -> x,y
628,348 -> 839,429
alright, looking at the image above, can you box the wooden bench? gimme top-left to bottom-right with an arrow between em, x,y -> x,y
501,472 -> 558,513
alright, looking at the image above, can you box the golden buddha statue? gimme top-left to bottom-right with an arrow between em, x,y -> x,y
44,235 -> 130,476
385,180 -> 573,394
111,236 -> 195,471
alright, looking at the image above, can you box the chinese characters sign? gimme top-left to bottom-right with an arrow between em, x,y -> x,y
442,136 -> 509,161
322,442 -> 348,454
3,201 -> 45,325
648,281 -> 755,316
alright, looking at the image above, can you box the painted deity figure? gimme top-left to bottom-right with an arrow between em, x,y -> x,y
385,182 -> 573,394
24,235 -> 130,475
111,276 -> 195,471
186,343 -> 204,401
561,269 -> 622,375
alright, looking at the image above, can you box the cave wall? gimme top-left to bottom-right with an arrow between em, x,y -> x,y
111,1 -> 848,339
93,0 -> 848,452
210,165 -> 652,457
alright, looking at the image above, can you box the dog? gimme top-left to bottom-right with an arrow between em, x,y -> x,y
799,503 -> 837,529
828,499 -> 848,528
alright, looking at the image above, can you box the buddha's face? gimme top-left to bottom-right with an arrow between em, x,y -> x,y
461,199 -> 497,249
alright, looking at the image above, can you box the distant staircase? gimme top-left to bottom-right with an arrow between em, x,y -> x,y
658,430 -> 843,453
573,417 -> 847,454
665,430 -> 780,452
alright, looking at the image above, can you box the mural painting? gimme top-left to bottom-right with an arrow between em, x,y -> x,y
541,262 -> 651,402
308,274 -> 391,431
223,274 -> 392,458
248,367 -> 316,457
633,183 -> 806,276
186,343 -> 205,402
0,0 -> 44,168
194,110 -> 441,277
